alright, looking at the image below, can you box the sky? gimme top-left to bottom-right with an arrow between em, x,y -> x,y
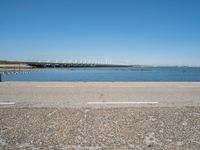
0,0 -> 200,66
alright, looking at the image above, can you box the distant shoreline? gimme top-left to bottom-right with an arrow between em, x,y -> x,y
0,64 -> 33,69
1,60 -> 200,68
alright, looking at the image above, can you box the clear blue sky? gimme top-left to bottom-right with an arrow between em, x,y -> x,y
0,0 -> 200,66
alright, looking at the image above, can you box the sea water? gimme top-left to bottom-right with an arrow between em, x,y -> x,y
2,67 -> 200,82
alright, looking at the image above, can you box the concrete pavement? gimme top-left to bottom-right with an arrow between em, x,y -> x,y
0,82 -> 200,108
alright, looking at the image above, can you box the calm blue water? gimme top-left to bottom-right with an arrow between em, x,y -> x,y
1,67 -> 200,82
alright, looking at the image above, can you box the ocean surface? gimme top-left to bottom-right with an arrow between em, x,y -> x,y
1,67 -> 200,82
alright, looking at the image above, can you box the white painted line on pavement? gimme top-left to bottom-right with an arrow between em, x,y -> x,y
87,102 -> 158,105
35,86 -> 75,88
110,86 -> 200,88
178,86 -> 200,88
0,102 -> 15,105
35,85 -> 147,88
109,86 -> 147,88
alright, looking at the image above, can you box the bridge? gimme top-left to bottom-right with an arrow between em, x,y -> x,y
0,60 -> 132,81
22,61 -> 132,68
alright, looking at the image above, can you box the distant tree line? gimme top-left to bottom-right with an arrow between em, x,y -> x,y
0,60 -> 19,64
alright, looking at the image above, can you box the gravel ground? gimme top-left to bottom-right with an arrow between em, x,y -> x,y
1,107 -> 200,150
1,82 -> 200,149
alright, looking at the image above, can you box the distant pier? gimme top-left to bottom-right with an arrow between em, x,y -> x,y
1,60 -> 132,68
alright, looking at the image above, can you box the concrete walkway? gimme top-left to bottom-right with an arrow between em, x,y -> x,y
0,82 -> 200,108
